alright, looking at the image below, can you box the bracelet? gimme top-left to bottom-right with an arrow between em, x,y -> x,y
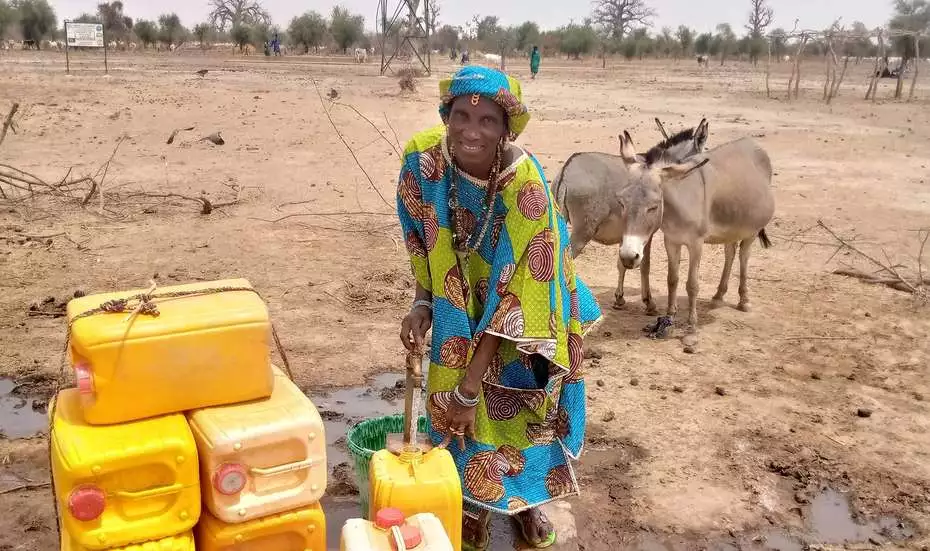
412,299 -> 433,311
452,385 -> 480,408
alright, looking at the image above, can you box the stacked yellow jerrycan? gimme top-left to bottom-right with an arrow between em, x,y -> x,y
189,366 -> 328,551
51,278 -> 330,551
364,352 -> 463,551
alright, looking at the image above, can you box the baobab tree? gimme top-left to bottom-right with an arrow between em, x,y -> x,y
591,0 -> 656,40
208,0 -> 270,31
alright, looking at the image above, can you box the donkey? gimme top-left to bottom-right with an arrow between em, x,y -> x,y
615,130 -> 775,336
552,120 -> 709,314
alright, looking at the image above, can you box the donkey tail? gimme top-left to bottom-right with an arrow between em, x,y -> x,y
758,228 -> 772,249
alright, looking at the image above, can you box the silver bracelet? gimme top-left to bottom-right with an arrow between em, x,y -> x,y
452,385 -> 479,408
412,299 -> 433,311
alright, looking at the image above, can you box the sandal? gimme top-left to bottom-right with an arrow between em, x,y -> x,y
514,508 -> 557,549
461,511 -> 491,551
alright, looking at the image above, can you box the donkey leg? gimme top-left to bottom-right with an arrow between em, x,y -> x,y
737,237 -> 754,312
613,246 -> 628,310
685,242 -> 703,332
664,237 -> 682,320
711,243 -> 738,308
640,235 -> 658,315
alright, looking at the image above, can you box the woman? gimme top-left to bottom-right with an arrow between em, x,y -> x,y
397,66 -> 601,549
530,46 -> 541,79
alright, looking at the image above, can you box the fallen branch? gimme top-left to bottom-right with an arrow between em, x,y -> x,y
331,102 -> 401,158
819,220 -> 927,297
311,80 -> 393,210
0,102 -> 20,148
0,482 -> 51,495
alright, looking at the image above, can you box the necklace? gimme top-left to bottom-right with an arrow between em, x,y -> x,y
447,141 -> 503,261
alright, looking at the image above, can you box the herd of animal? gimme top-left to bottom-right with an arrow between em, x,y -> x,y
553,118 -> 775,339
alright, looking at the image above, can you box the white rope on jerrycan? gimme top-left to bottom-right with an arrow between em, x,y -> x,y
46,280 -> 297,541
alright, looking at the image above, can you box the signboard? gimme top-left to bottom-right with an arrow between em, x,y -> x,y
66,23 -> 104,48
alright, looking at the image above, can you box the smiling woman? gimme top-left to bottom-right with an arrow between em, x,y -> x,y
395,66 -> 602,550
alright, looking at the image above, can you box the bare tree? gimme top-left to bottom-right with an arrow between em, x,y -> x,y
746,0 -> 774,38
425,0 -> 440,35
591,0 -> 656,40
208,0 -> 270,31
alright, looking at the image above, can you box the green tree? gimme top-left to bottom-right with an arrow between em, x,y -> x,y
676,25 -> 694,57
97,2 -> 132,42
434,24 -> 459,53
539,29 -> 561,56
474,15 -> 500,42
632,27 -> 654,59
230,24 -> 251,51
249,21 -> 269,46
847,22 -> 874,62
158,13 -> 186,47
769,28 -> 787,61
134,19 -> 157,48
13,0 -> 56,46
287,11 -> 326,53
714,23 -> 736,65
889,0 -> 930,97
193,22 -> 212,48
73,12 -> 100,23
621,37 -> 637,59
515,21 -> 540,52
694,32 -> 713,55
0,0 -> 16,40
329,5 -> 364,54
559,23 -> 597,59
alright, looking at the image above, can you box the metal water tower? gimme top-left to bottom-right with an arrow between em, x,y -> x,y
375,0 -> 431,75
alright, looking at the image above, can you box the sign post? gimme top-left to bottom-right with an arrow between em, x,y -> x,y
64,21 -> 106,74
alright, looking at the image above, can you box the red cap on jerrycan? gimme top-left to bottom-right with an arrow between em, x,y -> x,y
375,508 -> 406,529
68,485 -> 106,521
74,362 -> 94,395
396,525 -> 423,550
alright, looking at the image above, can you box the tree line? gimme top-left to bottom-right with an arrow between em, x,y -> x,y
0,0 -> 368,52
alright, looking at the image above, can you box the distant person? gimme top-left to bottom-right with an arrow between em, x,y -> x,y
461,50 -> 469,64
530,45 -> 541,79
263,41 -> 270,56
273,33 -> 281,56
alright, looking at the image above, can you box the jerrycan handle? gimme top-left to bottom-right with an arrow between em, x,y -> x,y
249,458 -> 315,477
115,482 -> 183,500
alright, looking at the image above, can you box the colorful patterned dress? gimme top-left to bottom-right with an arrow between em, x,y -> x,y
396,124 -> 602,515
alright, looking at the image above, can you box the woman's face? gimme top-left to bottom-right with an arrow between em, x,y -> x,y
447,96 -> 507,176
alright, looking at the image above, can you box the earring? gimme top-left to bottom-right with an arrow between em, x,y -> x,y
470,94 -> 480,106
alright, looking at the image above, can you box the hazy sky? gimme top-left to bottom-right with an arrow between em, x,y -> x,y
50,0 -> 893,34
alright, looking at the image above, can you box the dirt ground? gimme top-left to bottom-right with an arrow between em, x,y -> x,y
1,50 -> 928,550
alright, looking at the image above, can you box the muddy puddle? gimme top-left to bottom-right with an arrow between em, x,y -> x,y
0,378 -> 47,439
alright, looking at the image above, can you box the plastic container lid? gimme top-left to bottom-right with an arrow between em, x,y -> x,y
398,525 -> 422,550
74,364 -> 94,395
213,463 -> 248,495
68,485 -> 106,521
375,508 -> 406,529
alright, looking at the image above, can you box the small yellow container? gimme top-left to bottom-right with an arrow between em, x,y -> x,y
187,365 -> 327,524
369,448 -> 463,551
195,503 -> 326,551
67,278 -> 274,425
51,389 -> 201,550
61,530 -> 195,551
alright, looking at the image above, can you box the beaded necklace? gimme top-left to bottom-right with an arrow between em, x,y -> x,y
447,140 -> 504,262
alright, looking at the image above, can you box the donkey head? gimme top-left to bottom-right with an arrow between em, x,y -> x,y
614,129 -> 708,269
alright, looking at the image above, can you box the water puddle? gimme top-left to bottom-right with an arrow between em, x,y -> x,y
0,378 -> 47,439
808,488 -> 914,544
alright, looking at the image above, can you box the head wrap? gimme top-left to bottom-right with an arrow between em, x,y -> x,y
438,65 -> 530,140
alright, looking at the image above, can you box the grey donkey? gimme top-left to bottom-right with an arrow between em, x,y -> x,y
552,120 -> 709,315
615,129 -> 775,337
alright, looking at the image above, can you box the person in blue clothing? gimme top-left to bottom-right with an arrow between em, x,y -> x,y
272,33 -> 281,56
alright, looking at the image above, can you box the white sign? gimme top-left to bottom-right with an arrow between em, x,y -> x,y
67,23 -> 105,48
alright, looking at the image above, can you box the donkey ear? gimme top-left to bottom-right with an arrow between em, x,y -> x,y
660,157 -> 708,182
694,118 -> 709,151
618,131 -> 637,163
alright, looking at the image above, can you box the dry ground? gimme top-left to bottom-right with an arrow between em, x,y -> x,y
0,50 -> 928,550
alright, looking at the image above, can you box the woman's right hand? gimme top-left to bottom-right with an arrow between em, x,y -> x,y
400,305 -> 432,351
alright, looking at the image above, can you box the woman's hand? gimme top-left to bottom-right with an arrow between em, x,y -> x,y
400,305 -> 432,351
441,400 -> 477,451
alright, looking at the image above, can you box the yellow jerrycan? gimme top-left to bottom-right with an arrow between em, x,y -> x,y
67,278 -> 274,425
367,351 -> 463,551
50,389 -> 201,550
187,365 -> 327,523
195,503 -> 326,551
61,530 -> 195,551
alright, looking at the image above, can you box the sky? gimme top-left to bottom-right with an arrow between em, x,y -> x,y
49,0 -> 894,35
